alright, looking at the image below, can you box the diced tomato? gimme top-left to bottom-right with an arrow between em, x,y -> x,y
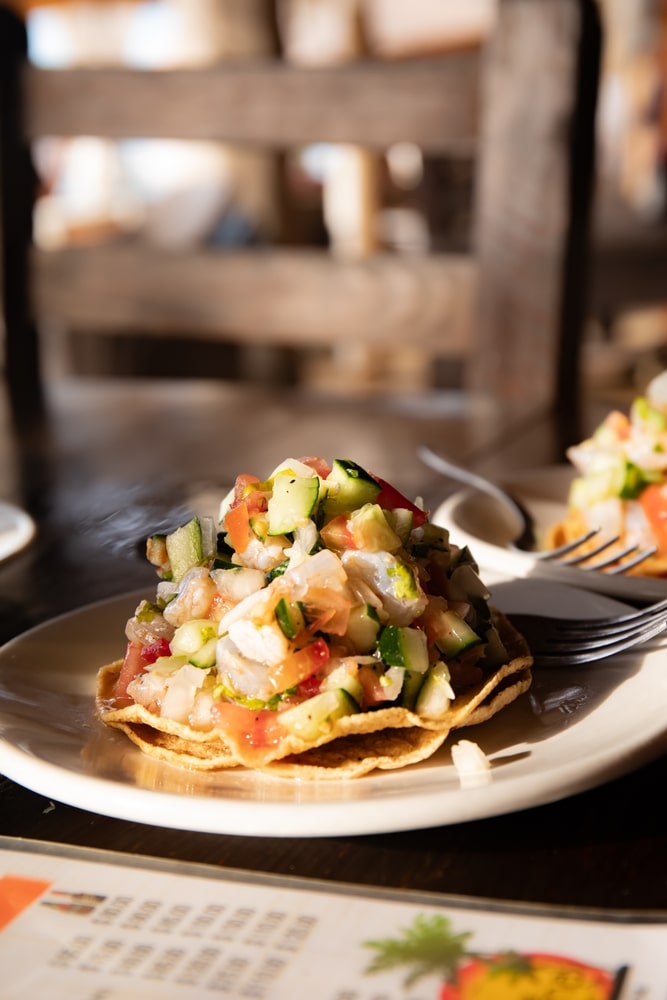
223,500 -> 251,553
370,474 -> 428,526
319,514 -> 356,551
232,473 -> 261,501
113,641 -> 147,703
415,596 -> 450,647
139,638 -> 171,665
639,482 -> 667,555
605,410 -> 631,439
295,674 -> 322,699
211,702 -> 287,767
271,637 -> 330,693
298,456 -> 331,478
357,664 -> 388,706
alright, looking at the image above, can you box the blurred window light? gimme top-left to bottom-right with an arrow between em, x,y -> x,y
27,8 -> 75,67
26,1 -> 181,69
386,142 -> 424,190
122,1 -> 186,68
299,144 -> 337,184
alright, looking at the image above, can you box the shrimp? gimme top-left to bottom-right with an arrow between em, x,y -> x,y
233,534 -> 290,572
163,567 -> 218,627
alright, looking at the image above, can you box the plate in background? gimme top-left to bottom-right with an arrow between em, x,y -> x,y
0,501 -> 36,563
433,465 -> 667,602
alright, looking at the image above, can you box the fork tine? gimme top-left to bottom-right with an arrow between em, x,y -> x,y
532,617 -> 667,666
557,535 -> 623,566
603,546 -> 658,575
542,616 -> 666,647
550,597 -> 667,631
525,529 -> 601,561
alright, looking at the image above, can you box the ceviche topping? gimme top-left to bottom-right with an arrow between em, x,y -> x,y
562,371 -> 667,565
111,457 -> 511,766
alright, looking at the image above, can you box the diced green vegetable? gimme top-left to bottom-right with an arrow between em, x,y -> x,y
482,624 -> 509,669
189,636 -> 217,668
378,626 -> 429,708
274,597 -> 306,639
434,611 -> 481,659
414,661 -> 455,717
631,395 -> 667,432
377,625 -> 429,672
321,665 -> 364,705
165,517 -> 204,584
446,563 -> 490,603
278,689 -> 359,740
170,619 -> 218,668
267,474 -> 320,535
344,603 -> 380,653
569,456 -> 649,506
323,459 -> 381,516
348,503 -> 402,552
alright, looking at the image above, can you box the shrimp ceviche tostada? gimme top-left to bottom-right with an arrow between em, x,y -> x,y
97,457 -> 532,778
547,370 -> 667,576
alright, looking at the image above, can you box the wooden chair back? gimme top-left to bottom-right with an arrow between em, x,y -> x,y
0,0 -> 600,431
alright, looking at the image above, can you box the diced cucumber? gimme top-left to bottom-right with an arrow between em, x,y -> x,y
434,611 -> 481,659
267,474 -> 320,535
165,517 -> 204,584
631,395 -> 667,432
378,625 -> 431,706
449,544 -> 479,572
418,522 -> 451,552
570,456 -> 646,506
446,563 -> 490,603
348,503 -> 402,552
278,689 -> 359,740
377,625 -> 429,673
399,669 -> 426,710
344,603 -> 380,653
321,665 -> 364,705
170,621 -> 218,668
323,459 -> 381,516
482,624 -> 509,669
189,636 -> 218,668
170,619 -> 217,658
274,597 -> 307,639
415,662 -> 455,718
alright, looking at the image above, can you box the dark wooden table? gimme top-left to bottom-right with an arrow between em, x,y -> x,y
1,376 -> 665,914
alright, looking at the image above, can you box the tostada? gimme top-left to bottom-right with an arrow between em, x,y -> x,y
97,457 -> 532,778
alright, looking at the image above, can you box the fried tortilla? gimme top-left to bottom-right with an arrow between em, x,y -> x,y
96,609 -> 532,779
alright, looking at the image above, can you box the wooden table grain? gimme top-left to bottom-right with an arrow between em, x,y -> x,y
1,376 -> 665,914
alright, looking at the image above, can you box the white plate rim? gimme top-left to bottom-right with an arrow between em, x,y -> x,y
0,579 -> 666,838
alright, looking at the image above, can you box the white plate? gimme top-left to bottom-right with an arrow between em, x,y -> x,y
433,465 -> 667,602
0,501 -> 35,563
1,578 -> 666,837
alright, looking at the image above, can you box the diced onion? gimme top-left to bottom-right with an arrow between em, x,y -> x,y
451,739 -> 491,788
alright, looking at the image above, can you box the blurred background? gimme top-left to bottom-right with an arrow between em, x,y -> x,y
3,0 -> 667,400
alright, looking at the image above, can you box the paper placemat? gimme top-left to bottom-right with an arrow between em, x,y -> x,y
1,837 -> 664,998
